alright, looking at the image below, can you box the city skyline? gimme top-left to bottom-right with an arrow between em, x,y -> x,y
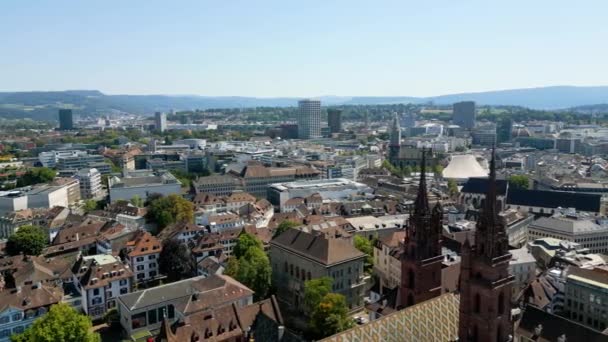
2,1 -> 608,97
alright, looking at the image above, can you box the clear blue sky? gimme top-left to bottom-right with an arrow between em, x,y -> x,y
1,0 -> 607,97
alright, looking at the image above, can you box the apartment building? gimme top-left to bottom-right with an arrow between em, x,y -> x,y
124,231 -> 162,283
72,254 -> 133,319
563,267 -> 608,331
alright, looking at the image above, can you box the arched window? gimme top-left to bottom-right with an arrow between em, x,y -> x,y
498,292 -> 505,315
408,269 -> 415,288
474,293 -> 481,313
296,266 -> 300,279
407,294 -> 414,307
290,264 -> 293,276
284,262 -> 288,272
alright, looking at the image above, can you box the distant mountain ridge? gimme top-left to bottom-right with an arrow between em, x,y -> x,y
1,86 -> 608,120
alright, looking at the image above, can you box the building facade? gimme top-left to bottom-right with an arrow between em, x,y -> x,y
155,112 -> 167,132
453,101 -> 476,129
297,99 -> 321,139
58,109 -> 73,130
76,168 -> 102,199
327,108 -> 342,134
270,229 -> 367,313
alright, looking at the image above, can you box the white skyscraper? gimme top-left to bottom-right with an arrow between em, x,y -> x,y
297,99 -> 321,139
155,111 -> 167,132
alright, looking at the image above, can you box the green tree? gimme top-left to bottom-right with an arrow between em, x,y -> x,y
232,232 -> 263,259
353,235 -> 374,272
83,199 -> 98,213
273,220 -> 298,238
309,293 -> 353,339
508,175 -> 529,190
236,247 -> 272,300
147,194 -> 194,230
158,238 -> 193,282
433,164 -> 444,177
16,167 -> 57,187
130,195 -> 144,208
6,225 -> 47,256
224,256 -> 240,278
11,303 -> 100,342
304,277 -> 333,313
447,179 -> 459,197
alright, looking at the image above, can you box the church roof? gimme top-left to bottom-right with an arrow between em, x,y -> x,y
321,293 -> 460,342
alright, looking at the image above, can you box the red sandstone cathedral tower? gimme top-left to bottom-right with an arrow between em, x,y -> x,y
400,149 -> 444,308
458,148 -> 514,342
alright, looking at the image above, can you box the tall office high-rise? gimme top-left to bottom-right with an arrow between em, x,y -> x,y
155,112 -> 167,132
58,109 -> 74,130
452,101 -> 476,129
297,99 -> 321,139
327,109 -> 342,134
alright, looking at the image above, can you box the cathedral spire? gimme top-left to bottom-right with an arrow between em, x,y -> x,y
413,148 -> 429,216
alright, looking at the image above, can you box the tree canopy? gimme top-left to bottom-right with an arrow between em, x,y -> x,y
508,175 -> 529,190
447,179 -> 459,197
11,303 -> 100,342
309,293 -> 353,339
16,167 -> 56,187
6,225 -> 48,256
232,232 -> 264,259
353,235 -> 374,272
225,232 -> 271,300
147,194 -> 194,229
158,238 -> 193,282
304,277 -> 333,313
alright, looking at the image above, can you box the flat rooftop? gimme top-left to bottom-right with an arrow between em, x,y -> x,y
270,178 -> 364,191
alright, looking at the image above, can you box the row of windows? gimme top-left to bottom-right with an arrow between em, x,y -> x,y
131,305 -> 175,330
135,255 -> 157,262
284,262 -> 312,282
0,326 -> 24,338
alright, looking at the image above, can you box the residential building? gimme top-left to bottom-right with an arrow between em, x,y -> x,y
157,296 -> 286,342
72,254 -> 133,319
108,170 -> 181,203
270,228 -> 367,312
124,231 -> 162,283
373,231 -> 406,289
327,108 -> 342,134
116,275 -> 253,337
563,267 -> 608,331
297,99 -> 321,139
452,101 -> 476,129
0,284 -> 63,342
58,109 -> 73,130
509,246 -> 537,299
527,215 -> 608,254
155,112 -> 167,132
76,168 -> 102,199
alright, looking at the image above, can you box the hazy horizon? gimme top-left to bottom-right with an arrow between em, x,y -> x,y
2,1 -> 607,97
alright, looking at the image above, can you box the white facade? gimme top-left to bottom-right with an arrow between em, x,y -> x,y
155,112 -> 167,132
297,99 -> 321,139
76,168 -> 102,199
130,253 -> 160,283
38,150 -> 86,168
0,186 -> 69,215
508,247 -> 537,299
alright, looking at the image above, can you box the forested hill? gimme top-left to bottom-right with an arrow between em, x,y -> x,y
1,85 -> 608,120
